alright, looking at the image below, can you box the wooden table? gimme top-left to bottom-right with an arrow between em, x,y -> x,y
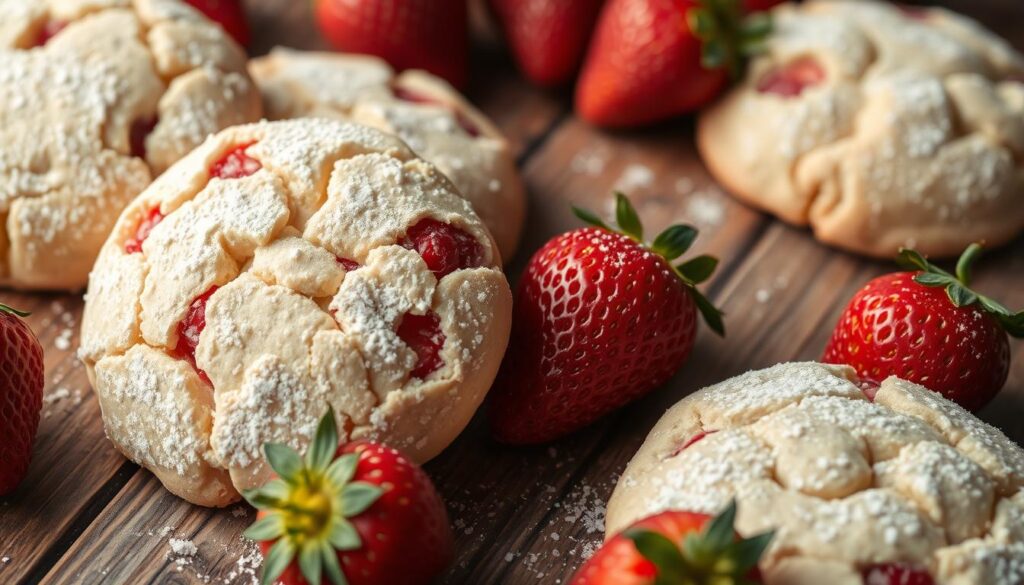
2,1 -> 1023,583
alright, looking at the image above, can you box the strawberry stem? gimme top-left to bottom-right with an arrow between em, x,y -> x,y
0,303 -> 30,318
687,0 -> 773,78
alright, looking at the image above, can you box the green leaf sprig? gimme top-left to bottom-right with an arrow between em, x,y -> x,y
688,0 -> 773,78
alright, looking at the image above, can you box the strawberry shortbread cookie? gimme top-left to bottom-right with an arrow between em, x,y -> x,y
249,48 -> 526,260
698,0 -> 1024,258
79,119 -> 513,506
0,0 -> 260,290
608,362 -> 1024,584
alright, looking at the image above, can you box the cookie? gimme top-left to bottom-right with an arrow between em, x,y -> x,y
249,48 -> 526,261
80,118 -> 513,506
608,362 -> 1024,584
697,0 -> 1024,258
0,0 -> 261,290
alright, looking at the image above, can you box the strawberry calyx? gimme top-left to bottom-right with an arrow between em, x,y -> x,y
243,408 -> 382,585
625,500 -> 773,585
0,303 -> 30,318
687,0 -> 773,78
897,244 -> 1023,338
573,192 -> 725,335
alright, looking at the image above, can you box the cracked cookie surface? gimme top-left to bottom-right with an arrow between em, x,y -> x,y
607,362 -> 1024,585
697,0 -> 1024,259
0,0 -> 261,290
81,118 -> 513,507
249,48 -> 526,262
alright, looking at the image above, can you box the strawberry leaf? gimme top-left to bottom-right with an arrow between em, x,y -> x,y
625,529 -> 688,583
690,287 -> 726,336
262,539 -> 296,585
572,206 -> 609,231
652,225 -> 698,260
703,499 -> 738,551
264,443 -> 303,483
702,39 -> 728,70
997,312 -> 1024,338
913,273 -> 953,287
731,530 -> 775,573
677,255 -> 718,285
945,283 -> 977,307
299,541 -> 323,585
243,478 -> 290,509
897,248 -> 937,274
244,515 -> 284,541
688,8 -> 715,40
328,519 -> 361,551
321,540 -> 348,585
0,303 -> 30,317
307,407 -> 339,471
615,192 -> 643,241
326,453 -> 359,487
341,482 -> 383,517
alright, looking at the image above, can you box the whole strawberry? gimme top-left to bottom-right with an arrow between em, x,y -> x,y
823,245 -> 1022,412
0,304 -> 44,496
244,409 -> 453,585
314,0 -> 468,89
186,0 -> 250,47
575,0 -> 772,127
489,0 -> 605,87
489,193 -> 723,444
571,500 -> 773,585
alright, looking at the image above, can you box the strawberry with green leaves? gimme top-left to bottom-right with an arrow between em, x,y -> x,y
571,500 -> 773,585
823,244 -> 1022,411
243,409 -> 453,585
489,193 -> 724,444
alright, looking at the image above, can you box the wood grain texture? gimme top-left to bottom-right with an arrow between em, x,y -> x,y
1,0 -> 1022,584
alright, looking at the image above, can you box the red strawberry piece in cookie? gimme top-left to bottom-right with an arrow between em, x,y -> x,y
756,56 -> 826,97
823,245 -> 1021,412
0,304 -> 45,496
124,206 -> 165,254
173,286 -> 219,385
401,218 -> 483,279
863,564 -> 935,585
397,312 -> 445,379
210,143 -> 261,179
244,409 -> 454,585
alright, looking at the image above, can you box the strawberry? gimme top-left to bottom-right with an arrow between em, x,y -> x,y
314,0 -> 468,89
244,409 -> 454,585
488,0 -> 605,86
0,304 -> 44,496
823,245 -> 1022,412
489,193 -> 723,444
863,564 -> 935,585
571,500 -> 773,585
185,0 -> 250,47
575,0 -> 772,127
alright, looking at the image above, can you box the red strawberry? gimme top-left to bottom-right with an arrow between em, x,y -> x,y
863,564 -> 935,585
823,245 -> 1021,412
314,0 -> 468,89
488,0 -> 605,86
401,218 -> 484,279
185,0 -> 250,47
571,500 -> 772,585
0,304 -> 45,496
244,409 -> 453,585
489,193 -> 723,444
575,0 -> 772,127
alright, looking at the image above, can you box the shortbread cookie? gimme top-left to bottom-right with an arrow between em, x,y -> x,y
249,48 -> 526,261
698,0 -> 1024,258
0,0 -> 261,290
608,362 -> 1024,584
80,119 -> 513,506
